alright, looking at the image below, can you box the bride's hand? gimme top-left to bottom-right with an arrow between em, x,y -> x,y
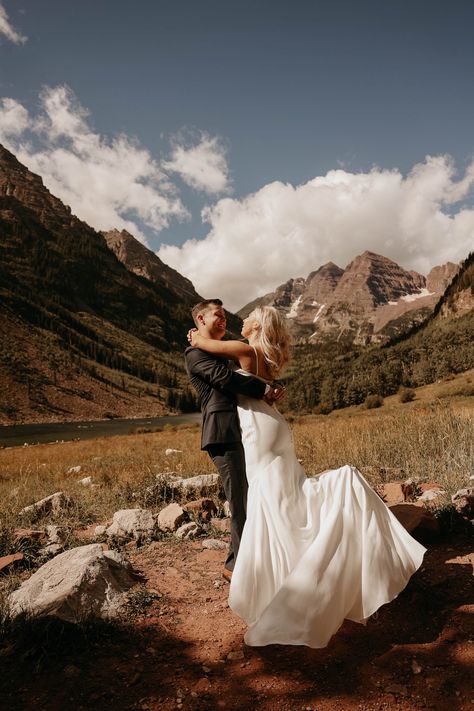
187,328 -> 200,346
264,383 -> 286,406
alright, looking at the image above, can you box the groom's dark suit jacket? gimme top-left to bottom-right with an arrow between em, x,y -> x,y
185,346 -> 266,450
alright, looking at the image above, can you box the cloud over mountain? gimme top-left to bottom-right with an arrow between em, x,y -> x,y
0,86 -> 230,243
158,156 -> 474,310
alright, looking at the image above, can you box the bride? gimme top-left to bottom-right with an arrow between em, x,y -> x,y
188,306 -> 426,648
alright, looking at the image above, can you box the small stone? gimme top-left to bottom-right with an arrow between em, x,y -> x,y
0,552 -> 24,573
385,683 -> 408,696
165,448 -> 182,455
94,525 -> 106,536
40,543 -> 63,557
175,522 -> 201,540
451,487 -> 474,518
418,489 -> 446,503
183,498 -> 217,522
382,482 -> 405,505
63,664 -> 81,678
78,476 -> 92,486
20,492 -> 70,518
67,466 -> 82,474
46,525 -> 66,544
226,650 -> 244,661
202,539 -> 227,550
157,503 -> 187,532
106,508 -> 157,540
412,660 -> 422,674
211,517 -> 231,533
223,501 -> 231,518
202,666 -> 211,673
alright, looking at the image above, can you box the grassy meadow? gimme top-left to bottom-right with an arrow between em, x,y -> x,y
0,372 -> 473,558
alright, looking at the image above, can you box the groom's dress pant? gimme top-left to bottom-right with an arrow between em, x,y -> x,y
207,441 -> 247,572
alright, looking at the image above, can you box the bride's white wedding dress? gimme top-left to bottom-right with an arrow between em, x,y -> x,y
229,370 -> 426,648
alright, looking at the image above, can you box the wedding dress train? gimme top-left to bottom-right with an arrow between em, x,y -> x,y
229,382 -> 426,648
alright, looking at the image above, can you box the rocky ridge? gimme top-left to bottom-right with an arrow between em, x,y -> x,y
0,144 -> 200,423
102,228 -> 200,303
239,251 -> 458,346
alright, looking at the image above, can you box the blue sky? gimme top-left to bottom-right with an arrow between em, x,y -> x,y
1,0 -> 474,309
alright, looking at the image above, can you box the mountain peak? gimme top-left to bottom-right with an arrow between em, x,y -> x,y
102,228 -> 200,302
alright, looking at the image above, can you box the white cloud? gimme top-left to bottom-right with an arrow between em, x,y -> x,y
163,132 -> 231,195
0,98 -> 30,135
0,86 -> 189,240
0,4 -> 27,44
158,156 -> 474,311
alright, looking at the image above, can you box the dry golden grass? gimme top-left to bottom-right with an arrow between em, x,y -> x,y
0,396 -> 472,557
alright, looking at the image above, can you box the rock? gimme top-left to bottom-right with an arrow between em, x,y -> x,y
211,517 -> 231,533
157,503 -> 187,531
41,543 -> 63,557
169,473 -> 221,498
63,664 -> 81,678
451,488 -> 474,518
226,650 -> 244,661
14,529 -> 45,544
384,683 -> 408,696
8,543 -> 137,622
362,466 -> 407,483
381,482 -> 405,505
175,522 -> 202,540
401,478 -> 416,501
0,553 -> 24,574
94,525 -> 106,536
20,492 -> 70,519
389,504 -> 440,542
202,538 -> 227,550
106,509 -> 157,540
78,476 -> 92,486
223,501 -> 231,518
418,488 -> 446,503
183,498 -> 218,522
165,448 -> 182,455
67,466 -> 82,474
411,660 -> 422,674
46,525 -> 66,544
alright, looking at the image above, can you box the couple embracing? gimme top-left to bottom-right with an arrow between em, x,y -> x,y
185,299 -> 425,648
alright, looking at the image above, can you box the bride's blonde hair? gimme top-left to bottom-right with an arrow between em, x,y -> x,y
250,306 -> 291,378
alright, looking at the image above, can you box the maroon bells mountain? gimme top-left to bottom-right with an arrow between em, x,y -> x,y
238,251 -> 458,346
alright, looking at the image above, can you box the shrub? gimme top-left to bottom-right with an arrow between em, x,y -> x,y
399,387 -> 416,403
313,402 -> 333,415
364,394 -> 384,409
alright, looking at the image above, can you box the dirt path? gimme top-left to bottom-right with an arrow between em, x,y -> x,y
1,533 -> 472,711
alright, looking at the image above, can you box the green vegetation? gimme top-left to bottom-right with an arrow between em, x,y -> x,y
285,300 -> 474,413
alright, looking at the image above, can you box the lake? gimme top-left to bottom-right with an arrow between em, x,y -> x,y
0,413 -> 202,448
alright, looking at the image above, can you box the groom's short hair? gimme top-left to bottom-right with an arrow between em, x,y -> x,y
191,298 -> 223,326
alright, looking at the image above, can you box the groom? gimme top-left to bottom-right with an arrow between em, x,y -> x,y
185,299 -> 282,582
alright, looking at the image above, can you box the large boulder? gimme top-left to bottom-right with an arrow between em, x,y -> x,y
389,504 -> 440,542
106,509 -> 157,540
8,543 -> 138,622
